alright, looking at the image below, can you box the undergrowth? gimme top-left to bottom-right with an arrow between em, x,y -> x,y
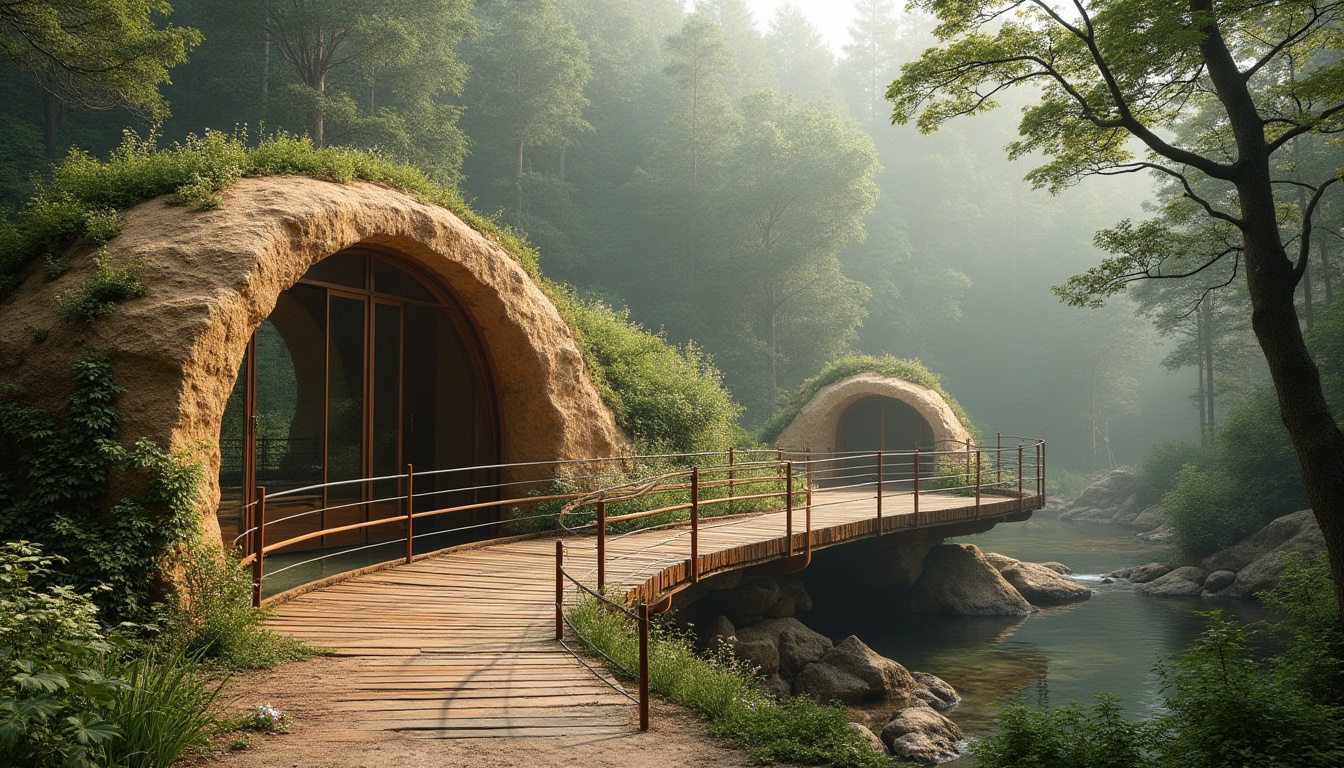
758,355 -> 974,446
0,354 -> 201,624
565,598 -> 892,768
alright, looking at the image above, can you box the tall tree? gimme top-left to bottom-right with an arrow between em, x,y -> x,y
697,0 -> 776,97
838,0 -> 903,125
707,92 -> 879,414
466,0 -> 591,214
766,5 -> 840,106
250,0 -> 472,160
889,0 -> 1344,618
0,0 -> 200,155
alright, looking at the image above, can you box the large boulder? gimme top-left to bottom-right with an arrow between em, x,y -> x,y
999,561 -> 1092,604
734,638 -> 779,676
1056,468 -> 1142,524
1227,518 -> 1326,597
1136,566 -> 1205,597
910,544 -> 1034,616
793,636 -> 917,705
880,705 -> 965,764
716,578 -> 783,617
1202,570 -> 1236,594
735,617 -> 833,677
849,723 -> 887,755
1112,562 -> 1171,583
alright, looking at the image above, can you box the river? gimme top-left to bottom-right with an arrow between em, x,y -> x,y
804,511 -> 1272,737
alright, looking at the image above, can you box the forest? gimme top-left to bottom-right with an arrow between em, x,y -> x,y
0,0 -> 1254,478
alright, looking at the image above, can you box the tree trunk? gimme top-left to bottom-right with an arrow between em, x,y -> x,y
1321,239 -> 1334,304
42,90 -> 63,158
1202,297 -> 1216,436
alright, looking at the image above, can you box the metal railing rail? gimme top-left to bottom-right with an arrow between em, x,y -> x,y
543,434 -> 1043,732
234,438 -> 1044,617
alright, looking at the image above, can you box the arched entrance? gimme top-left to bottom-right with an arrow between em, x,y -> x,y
835,396 -> 934,455
216,249 -> 498,550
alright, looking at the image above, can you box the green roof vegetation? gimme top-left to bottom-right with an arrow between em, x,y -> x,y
0,130 -> 741,454
757,354 -> 974,446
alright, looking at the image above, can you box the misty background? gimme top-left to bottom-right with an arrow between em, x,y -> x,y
0,0 -> 1206,479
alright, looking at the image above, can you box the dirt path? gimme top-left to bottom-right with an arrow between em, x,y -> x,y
196,655 -> 763,768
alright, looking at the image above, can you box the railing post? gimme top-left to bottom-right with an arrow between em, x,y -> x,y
965,440 -> 971,480
975,449 -> 982,515
1018,445 -> 1025,512
638,603 -> 650,732
404,463 -> 415,565
913,449 -> 920,528
690,468 -> 700,583
1037,443 -> 1044,499
785,461 -> 794,556
806,449 -> 813,512
252,486 -> 266,608
1041,442 -> 1047,505
555,541 -> 564,640
597,498 -> 607,594
996,432 -> 1002,485
876,451 -> 884,534
776,447 -> 784,477
727,446 -> 736,513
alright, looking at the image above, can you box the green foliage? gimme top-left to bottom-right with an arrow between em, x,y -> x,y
0,0 -> 201,120
759,354 -> 972,445
1044,467 -> 1090,503
972,693 -> 1149,768
1133,440 -> 1210,507
57,248 -> 147,324
1161,464 -> 1243,556
565,598 -> 892,768
157,544 -> 311,671
0,542 -> 219,768
0,130 -> 542,301
1259,554 -> 1344,705
99,650 -> 221,768
975,580 -> 1344,768
558,292 -> 742,453
0,354 -> 200,623
1153,613 -> 1344,768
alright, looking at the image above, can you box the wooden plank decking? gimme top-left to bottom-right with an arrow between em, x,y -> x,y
267,488 -> 1039,739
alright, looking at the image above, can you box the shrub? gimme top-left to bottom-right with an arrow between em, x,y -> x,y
565,598 -> 890,768
0,355 -> 200,623
0,542 -> 220,768
758,354 -> 973,446
57,248 -> 147,324
972,694 -> 1149,768
1259,553 -> 1344,705
1161,464 -> 1244,556
558,293 -> 743,454
158,543 -> 310,670
1133,440 -> 1210,507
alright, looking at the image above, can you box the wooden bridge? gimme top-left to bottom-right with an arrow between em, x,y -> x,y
261,448 -> 1044,741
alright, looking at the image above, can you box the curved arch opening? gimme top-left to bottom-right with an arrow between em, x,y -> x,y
831,395 -> 935,487
217,248 -> 499,561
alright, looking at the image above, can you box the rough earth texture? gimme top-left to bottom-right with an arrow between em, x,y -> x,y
879,704 -> 965,764
0,177 -> 626,544
774,372 -> 971,452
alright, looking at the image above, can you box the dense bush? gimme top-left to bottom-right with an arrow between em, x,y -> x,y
973,557 -> 1344,768
758,354 -> 973,446
0,542 -> 220,768
1161,464 -> 1245,556
559,293 -> 743,454
157,543 -> 310,670
1132,440 -> 1210,507
0,355 -> 200,623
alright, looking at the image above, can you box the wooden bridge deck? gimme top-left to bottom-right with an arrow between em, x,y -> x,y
267,489 -> 1037,739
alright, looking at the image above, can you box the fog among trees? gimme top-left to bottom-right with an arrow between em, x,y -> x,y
2,0 -> 1338,481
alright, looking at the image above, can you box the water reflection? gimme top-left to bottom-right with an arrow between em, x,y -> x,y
805,512 -> 1271,735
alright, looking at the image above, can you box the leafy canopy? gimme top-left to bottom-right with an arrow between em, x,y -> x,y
0,0 -> 200,118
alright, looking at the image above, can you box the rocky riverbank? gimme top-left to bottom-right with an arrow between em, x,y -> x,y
1108,509 -> 1324,598
673,541 -> 1093,763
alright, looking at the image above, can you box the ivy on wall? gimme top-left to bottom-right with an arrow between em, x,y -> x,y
0,354 -> 200,623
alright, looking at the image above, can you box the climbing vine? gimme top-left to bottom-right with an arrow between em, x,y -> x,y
0,354 -> 201,623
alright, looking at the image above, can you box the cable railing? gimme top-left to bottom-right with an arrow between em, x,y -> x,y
232,437 -> 1044,620
547,435 -> 1045,731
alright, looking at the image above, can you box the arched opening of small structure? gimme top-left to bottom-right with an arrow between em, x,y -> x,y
217,248 -> 499,583
831,396 -> 935,486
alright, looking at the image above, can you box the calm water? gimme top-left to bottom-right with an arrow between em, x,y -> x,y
805,512 -> 1271,735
